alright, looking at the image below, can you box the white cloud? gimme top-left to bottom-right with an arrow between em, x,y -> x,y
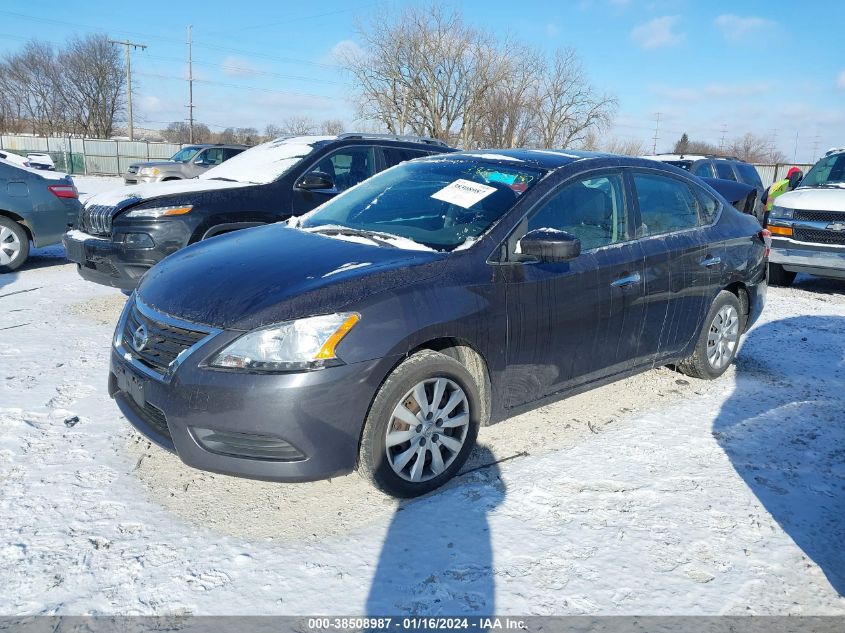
838,71 -> 845,90
714,14 -> 775,41
221,56 -> 260,77
326,39 -> 364,65
630,16 -> 683,50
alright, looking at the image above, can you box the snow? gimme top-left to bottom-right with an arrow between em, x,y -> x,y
461,153 -> 525,163
322,261 -> 372,277
198,135 -> 334,185
0,156 -> 69,180
83,177 -> 251,208
64,229 -> 107,242
1,258 -> 844,615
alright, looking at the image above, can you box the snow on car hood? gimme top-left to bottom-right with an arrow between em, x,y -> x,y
776,186 -> 845,212
83,177 -> 251,207
198,135 -> 334,185
0,156 -> 69,180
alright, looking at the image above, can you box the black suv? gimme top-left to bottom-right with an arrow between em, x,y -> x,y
645,154 -> 766,222
64,134 -> 453,290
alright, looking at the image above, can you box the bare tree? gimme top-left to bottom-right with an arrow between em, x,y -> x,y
162,121 -> 211,143
279,115 -> 317,135
320,119 -> 345,135
0,41 -> 66,135
727,132 -> 785,163
582,130 -> 647,156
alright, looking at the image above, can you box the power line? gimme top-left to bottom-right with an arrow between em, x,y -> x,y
108,39 -> 147,141
187,26 -> 194,143
134,71 -> 338,102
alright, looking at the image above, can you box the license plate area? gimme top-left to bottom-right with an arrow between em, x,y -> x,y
116,363 -> 147,408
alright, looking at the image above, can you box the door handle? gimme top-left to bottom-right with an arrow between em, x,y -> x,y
611,272 -> 641,287
700,256 -> 722,268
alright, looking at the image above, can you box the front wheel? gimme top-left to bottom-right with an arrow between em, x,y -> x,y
0,217 -> 29,273
358,350 -> 481,497
678,290 -> 743,380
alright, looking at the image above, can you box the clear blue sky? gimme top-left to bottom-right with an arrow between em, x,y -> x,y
1,0 -> 842,161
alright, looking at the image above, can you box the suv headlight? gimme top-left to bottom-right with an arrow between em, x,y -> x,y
769,205 -> 794,220
208,313 -> 360,371
139,167 -> 160,176
124,204 -> 193,219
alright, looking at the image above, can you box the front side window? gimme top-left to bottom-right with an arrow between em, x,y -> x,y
300,159 -> 544,251
170,146 -> 202,163
307,146 -> 376,192
527,173 -> 627,251
633,173 -> 702,236
800,153 -> 845,187
714,162 -> 737,181
199,148 -> 224,165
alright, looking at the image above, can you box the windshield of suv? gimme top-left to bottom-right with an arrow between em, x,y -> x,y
664,160 -> 693,171
169,146 -> 203,163
199,136 -> 333,184
299,159 -> 545,251
800,153 -> 845,187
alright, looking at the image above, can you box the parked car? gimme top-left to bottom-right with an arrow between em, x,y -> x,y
644,154 -> 766,222
123,144 -> 247,185
0,158 -> 80,272
766,147 -> 845,285
65,134 -> 454,290
0,150 -> 31,169
26,153 -> 56,171
108,150 -> 768,497
701,177 -> 758,216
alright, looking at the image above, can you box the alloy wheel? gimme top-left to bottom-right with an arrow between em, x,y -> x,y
385,377 -> 470,483
707,304 -> 740,370
0,225 -> 22,266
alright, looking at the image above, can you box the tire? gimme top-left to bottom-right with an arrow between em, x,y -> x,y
0,217 -> 29,273
358,349 -> 481,497
768,263 -> 796,287
678,290 -> 743,380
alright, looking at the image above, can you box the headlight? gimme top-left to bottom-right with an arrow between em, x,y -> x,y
208,313 -> 360,371
124,204 -> 193,219
769,205 -> 793,220
139,167 -> 160,176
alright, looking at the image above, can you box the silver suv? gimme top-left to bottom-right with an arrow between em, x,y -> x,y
124,144 -> 246,184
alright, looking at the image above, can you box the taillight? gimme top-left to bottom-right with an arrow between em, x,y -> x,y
48,184 -> 78,199
759,229 -> 771,258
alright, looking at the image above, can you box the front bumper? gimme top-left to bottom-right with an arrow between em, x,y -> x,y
109,344 -> 395,482
769,237 -> 845,279
64,231 -> 157,290
124,174 -> 162,185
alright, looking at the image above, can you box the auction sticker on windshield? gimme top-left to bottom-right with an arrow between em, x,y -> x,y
431,179 -> 497,209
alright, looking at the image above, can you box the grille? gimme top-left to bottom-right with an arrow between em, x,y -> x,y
793,210 -> 845,223
792,227 -> 845,246
123,395 -> 171,439
122,302 -> 209,374
127,165 -> 139,174
81,204 -> 114,236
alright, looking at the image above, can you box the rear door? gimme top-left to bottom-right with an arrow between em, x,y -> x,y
628,170 -> 722,365
291,145 -> 377,214
502,169 -> 645,407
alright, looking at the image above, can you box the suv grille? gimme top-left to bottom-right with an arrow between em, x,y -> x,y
792,227 -> 845,246
793,210 -> 845,223
123,302 -> 209,374
127,165 -> 139,174
80,204 -> 114,236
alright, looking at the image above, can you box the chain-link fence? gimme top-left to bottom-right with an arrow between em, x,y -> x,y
0,134 -> 184,175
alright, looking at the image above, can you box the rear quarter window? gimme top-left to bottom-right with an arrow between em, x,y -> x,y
734,163 -> 763,189
714,162 -> 737,181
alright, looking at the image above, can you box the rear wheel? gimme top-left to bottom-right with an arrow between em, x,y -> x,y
768,263 -> 796,286
678,290 -> 742,380
0,217 -> 29,273
358,350 -> 481,497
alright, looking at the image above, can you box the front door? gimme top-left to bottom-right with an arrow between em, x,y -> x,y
501,170 -> 645,408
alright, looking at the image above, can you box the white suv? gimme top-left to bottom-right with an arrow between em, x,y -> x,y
766,148 -> 845,285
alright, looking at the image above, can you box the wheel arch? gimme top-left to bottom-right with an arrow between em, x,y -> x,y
0,210 -> 33,241
723,281 -> 750,331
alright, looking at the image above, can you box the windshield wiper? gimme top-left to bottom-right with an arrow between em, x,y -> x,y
308,226 -> 400,248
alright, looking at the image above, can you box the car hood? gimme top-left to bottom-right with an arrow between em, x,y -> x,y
778,186 -> 845,212
137,224 -> 445,330
85,177 -> 252,209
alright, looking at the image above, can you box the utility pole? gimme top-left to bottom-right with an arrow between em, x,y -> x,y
651,112 -> 661,154
811,135 -> 820,162
793,131 -> 799,163
109,39 -> 147,141
719,125 -> 728,153
187,25 -> 195,143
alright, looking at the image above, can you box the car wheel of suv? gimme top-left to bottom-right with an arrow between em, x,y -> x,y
358,349 -> 481,497
768,263 -> 796,287
678,290 -> 743,380
0,217 -> 29,273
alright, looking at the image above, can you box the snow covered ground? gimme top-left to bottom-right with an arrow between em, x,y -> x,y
1,177 -> 843,615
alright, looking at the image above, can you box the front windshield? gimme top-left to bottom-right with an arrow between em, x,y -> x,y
169,146 -> 202,163
200,136 -> 332,184
300,159 -> 545,251
800,153 -> 845,187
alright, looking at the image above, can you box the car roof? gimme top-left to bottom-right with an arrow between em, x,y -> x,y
419,148 -> 613,169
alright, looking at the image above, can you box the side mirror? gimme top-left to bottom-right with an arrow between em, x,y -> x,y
296,171 -> 335,191
788,170 -> 803,190
517,228 -> 581,262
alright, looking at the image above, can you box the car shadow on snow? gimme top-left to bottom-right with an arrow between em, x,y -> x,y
713,315 -> 845,596
365,445 -> 505,615
790,274 -> 845,296
0,245 -> 70,289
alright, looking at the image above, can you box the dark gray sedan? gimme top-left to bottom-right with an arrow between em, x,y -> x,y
0,159 -> 81,272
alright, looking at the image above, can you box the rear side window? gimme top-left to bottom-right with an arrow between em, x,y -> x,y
692,162 -> 713,178
223,148 -> 244,160
714,162 -> 737,181
633,173 -> 702,236
527,173 -> 627,251
734,163 -> 763,189
382,147 -> 428,168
